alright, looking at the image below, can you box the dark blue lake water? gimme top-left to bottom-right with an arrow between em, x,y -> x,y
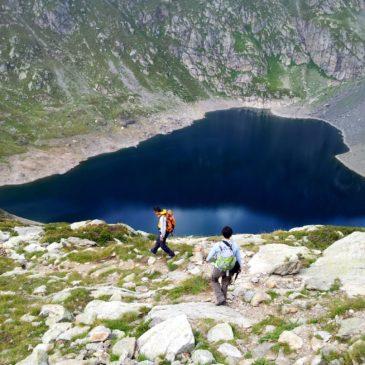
1,108 -> 365,235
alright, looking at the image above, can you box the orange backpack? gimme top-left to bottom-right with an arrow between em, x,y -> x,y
165,210 -> 176,233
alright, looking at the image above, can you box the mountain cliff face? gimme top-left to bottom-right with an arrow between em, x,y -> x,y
0,0 -> 364,158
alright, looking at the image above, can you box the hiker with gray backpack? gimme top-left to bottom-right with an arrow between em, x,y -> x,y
206,226 -> 242,306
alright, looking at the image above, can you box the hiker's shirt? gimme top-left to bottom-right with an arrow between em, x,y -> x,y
158,214 -> 167,237
206,239 -> 242,268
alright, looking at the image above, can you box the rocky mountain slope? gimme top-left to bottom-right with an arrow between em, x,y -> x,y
0,0 -> 364,161
1,217 -> 365,364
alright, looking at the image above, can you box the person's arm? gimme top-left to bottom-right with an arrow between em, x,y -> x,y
233,242 -> 242,267
159,216 -> 166,237
206,243 -> 219,262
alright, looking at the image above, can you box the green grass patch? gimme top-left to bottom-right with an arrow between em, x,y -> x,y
327,296 -> 365,318
251,315 -> 298,343
0,257 -> 16,275
167,275 -> 209,300
42,223 -> 133,246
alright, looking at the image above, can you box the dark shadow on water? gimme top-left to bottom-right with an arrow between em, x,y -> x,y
1,108 -> 365,234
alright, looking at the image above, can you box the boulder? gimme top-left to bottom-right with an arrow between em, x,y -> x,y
0,231 -> 10,242
58,326 -> 89,341
137,314 -> 194,361
192,349 -> 215,364
81,300 -> 148,322
278,330 -> 303,351
300,232 -> 365,296
42,322 -> 72,344
217,343 -> 242,360
24,243 -> 45,253
16,344 -> 49,365
249,244 -> 310,275
207,323 -> 234,342
40,304 -> 73,326
337,317 -> 365,339
112,337 -> 136,360
14,226 -> 44,240
233,234 -> 266,246
70,219 -> 105,230
62,237 -> 97,247
147,302 -> 252,328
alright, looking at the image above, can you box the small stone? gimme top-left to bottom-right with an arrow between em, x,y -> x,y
112,329 -> 125,339
278,330 -> 303,351
124,273 -> 136,282
20,314 -> 36,322
88,326 -> 111,342
112,337 -> 136,360
207,323 -> 234,342
217,343 -> 242,360
282,305 -> 298,314
265,277 -> 277,289
192,349 -> 215,364
33,285 -> 47,295
147,257 -> 156,265
251,290 -> 270,306
315,331 -> 331,342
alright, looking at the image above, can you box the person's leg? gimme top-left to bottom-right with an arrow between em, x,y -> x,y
221,273 -> 232,301
160,233 -> 175,257
150,233 -> 161,254
211,267 -> 225,304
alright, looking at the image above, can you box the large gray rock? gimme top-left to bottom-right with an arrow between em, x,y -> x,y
137,314 -> 194,361
337,317 -> 365,339
16,344 -> 49,365
249,244 -> 310,275
58,325 -> 89,341
42,322 -> 72,344
80,300 -> 148,323
14,226 -> 44,240
0,231 -> 10,242
40,304 -> 73,326
147,302 -> 252,328
300,232 -> 365,296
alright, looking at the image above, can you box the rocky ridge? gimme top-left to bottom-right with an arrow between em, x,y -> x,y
0,0 -> 364,168
1,218 -> 365,365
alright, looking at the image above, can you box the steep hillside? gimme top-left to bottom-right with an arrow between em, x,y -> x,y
0,0 -> 364,161
1,218 -> 365,364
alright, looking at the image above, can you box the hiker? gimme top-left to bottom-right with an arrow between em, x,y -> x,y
206,226 -> 242,306
150,206 -> 176,259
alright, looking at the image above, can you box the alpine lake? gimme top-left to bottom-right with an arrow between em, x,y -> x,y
1,108 -> 365,235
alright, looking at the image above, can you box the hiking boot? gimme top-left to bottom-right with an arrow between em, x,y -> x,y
166,255 -> 175,261
216,300 -> 227,306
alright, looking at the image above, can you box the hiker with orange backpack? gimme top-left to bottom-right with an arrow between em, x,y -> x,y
150,206 -> 176,258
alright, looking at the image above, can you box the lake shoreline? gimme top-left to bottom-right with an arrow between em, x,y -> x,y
0,96 -> 363,188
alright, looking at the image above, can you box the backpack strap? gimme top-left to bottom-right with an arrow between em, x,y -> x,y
222,240 -> 233,251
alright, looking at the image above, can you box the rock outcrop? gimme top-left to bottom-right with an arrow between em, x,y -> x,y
300,232 -> 365,295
